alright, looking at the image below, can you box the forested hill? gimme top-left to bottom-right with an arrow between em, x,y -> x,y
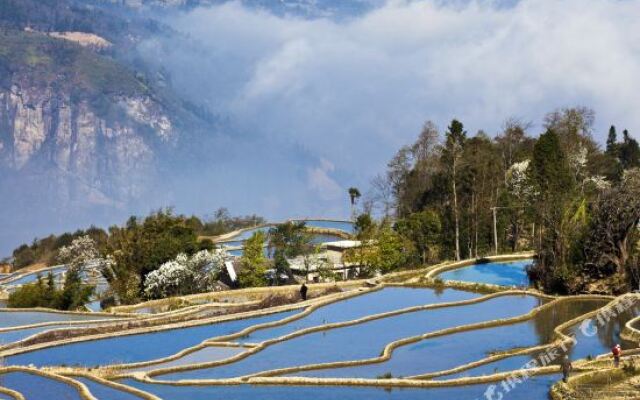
373,108 -> 640,295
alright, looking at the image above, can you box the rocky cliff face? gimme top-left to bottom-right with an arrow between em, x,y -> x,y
0,83 -> 173,208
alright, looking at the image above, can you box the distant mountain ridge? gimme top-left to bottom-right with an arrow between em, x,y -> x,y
100,0 -> 381,18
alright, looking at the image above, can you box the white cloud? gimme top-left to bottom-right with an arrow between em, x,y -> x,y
142,0 -> 640,218
307,158 -> 343,201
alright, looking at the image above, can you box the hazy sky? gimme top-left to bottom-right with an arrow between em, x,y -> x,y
4,0 -> 640,256
141,0 -> 640,219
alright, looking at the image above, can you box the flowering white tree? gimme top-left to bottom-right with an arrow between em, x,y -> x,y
506,160 -> 535,201
143,249 -> 227,299
56,235 -> 116,280
569,145 -> 589,182
143,260 -> 193,298
57,235 -> 101,269
583,175 -> 611,192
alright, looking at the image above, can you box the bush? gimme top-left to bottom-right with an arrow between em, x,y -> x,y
8,271 -> 94,311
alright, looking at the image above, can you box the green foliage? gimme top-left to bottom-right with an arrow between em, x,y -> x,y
105,209 -> 201,304
238,231 -> 269,288
8,270 -> 94,311
11,226 -> 107,270
272,249 -> 292,285
354,214 -> 375,239
396,210 -> 442,265
606,125 -> 618,155
526,129 -> 580,292
619,130 -> 640,170
0,29 -> 147,104
348,187 -> 361,206
347,221 -> 411,276
268,221 -> 311,259
55,267 -> 94,310
376,107 -> 639,294
530,129 -> 574,198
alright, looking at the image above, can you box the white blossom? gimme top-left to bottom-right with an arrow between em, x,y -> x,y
143,249 -> 228,299
57,236 -> 100,270
506,160 -> 534,200
144,260 -> 194,298
583,175 -> 610,191
569,145 -> 589,176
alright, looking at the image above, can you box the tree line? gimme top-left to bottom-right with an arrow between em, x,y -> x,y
365,107 -> 640,294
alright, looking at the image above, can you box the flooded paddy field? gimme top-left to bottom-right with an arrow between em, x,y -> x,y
0,256 -> 633,400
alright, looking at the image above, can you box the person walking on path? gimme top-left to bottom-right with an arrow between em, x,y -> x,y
300,283 -> 308,301
612,344 -> 622,367
561,355 -> 573,383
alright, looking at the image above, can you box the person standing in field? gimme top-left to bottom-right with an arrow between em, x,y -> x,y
300,283 -> 308,301
612,344 -> 622,367
561,355 -> 573,383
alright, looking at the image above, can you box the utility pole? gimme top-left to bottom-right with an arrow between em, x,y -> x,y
491,207 -> 498,255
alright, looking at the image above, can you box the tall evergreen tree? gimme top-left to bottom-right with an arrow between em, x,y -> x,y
442,119 -> 467,261
606,125 -> 617,155
528,129 -> 577,292
619,129 -> 640,169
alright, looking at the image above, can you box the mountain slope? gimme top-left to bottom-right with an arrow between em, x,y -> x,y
0,0 -> 220,255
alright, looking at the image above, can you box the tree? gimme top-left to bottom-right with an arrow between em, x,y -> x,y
355,222 -> 411,275
619,129 -> 640,170
504,160 -> 535,251
238,231 -> 268,288
268,221 -> 310,259
268,221 -> 310,283
353,214 -> 373,237
143,250 -> 225,299
57,235 -> 101,270
396,210 -> 441,264
104,209 -> 201,304
528,129 -> 578,292
496,119 -> 533,171
442,119 -> 467,261
8,275 -> 46,308
272,249 -> 292,285
8,269 -> 94,311
348,187 -> 361,219
55,267 -> 94,310
583,169 -> 640,290
606,125 -> 618,155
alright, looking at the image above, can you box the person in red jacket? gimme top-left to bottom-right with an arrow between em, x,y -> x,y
612,344 -> 622,367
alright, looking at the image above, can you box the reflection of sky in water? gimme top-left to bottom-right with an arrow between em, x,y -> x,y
0,324 -> 93,345
438,261 -> 532,286
0,309 -> 116,329
242,287 -> 479,343
0,372 -> 82,400
3,266 -> 68,286
161,295 -> 541,380
292,299 -> 605,379
120,374 -> 561,400
127,346 -> 246,373
7,310 -> 300,367
74,377 -> 141,400
437,299 -> 639,379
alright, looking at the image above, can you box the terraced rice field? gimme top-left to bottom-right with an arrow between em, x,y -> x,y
0,257 -> 637,400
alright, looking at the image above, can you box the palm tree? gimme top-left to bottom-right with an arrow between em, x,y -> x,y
348,187 -> 361,220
